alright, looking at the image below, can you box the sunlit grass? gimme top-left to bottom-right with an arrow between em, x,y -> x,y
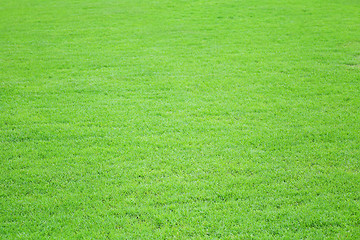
1,0 -> 359,238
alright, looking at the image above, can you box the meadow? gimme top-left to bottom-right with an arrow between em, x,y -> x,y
1,0 -> 359,239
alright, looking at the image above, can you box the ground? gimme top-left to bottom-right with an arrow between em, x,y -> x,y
0,0 -> 359,239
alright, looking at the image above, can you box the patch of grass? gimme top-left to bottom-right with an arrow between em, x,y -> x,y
1,0 -> 359,239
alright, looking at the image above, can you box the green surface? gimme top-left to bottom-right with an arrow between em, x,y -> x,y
1,0 -> 359,239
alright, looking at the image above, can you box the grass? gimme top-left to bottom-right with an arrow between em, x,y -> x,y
1,0 -> 359,239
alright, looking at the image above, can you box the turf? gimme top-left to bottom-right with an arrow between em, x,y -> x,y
1,0 -> 360,239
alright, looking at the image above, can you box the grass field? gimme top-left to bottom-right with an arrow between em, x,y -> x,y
1,0 -> 360,239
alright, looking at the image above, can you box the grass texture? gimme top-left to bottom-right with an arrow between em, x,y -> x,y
1,0 -> 360,239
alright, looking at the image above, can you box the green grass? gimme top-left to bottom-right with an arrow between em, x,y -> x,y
1,0 -> 359,239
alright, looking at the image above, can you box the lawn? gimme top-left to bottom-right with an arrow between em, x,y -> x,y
1,0 -> 359,239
